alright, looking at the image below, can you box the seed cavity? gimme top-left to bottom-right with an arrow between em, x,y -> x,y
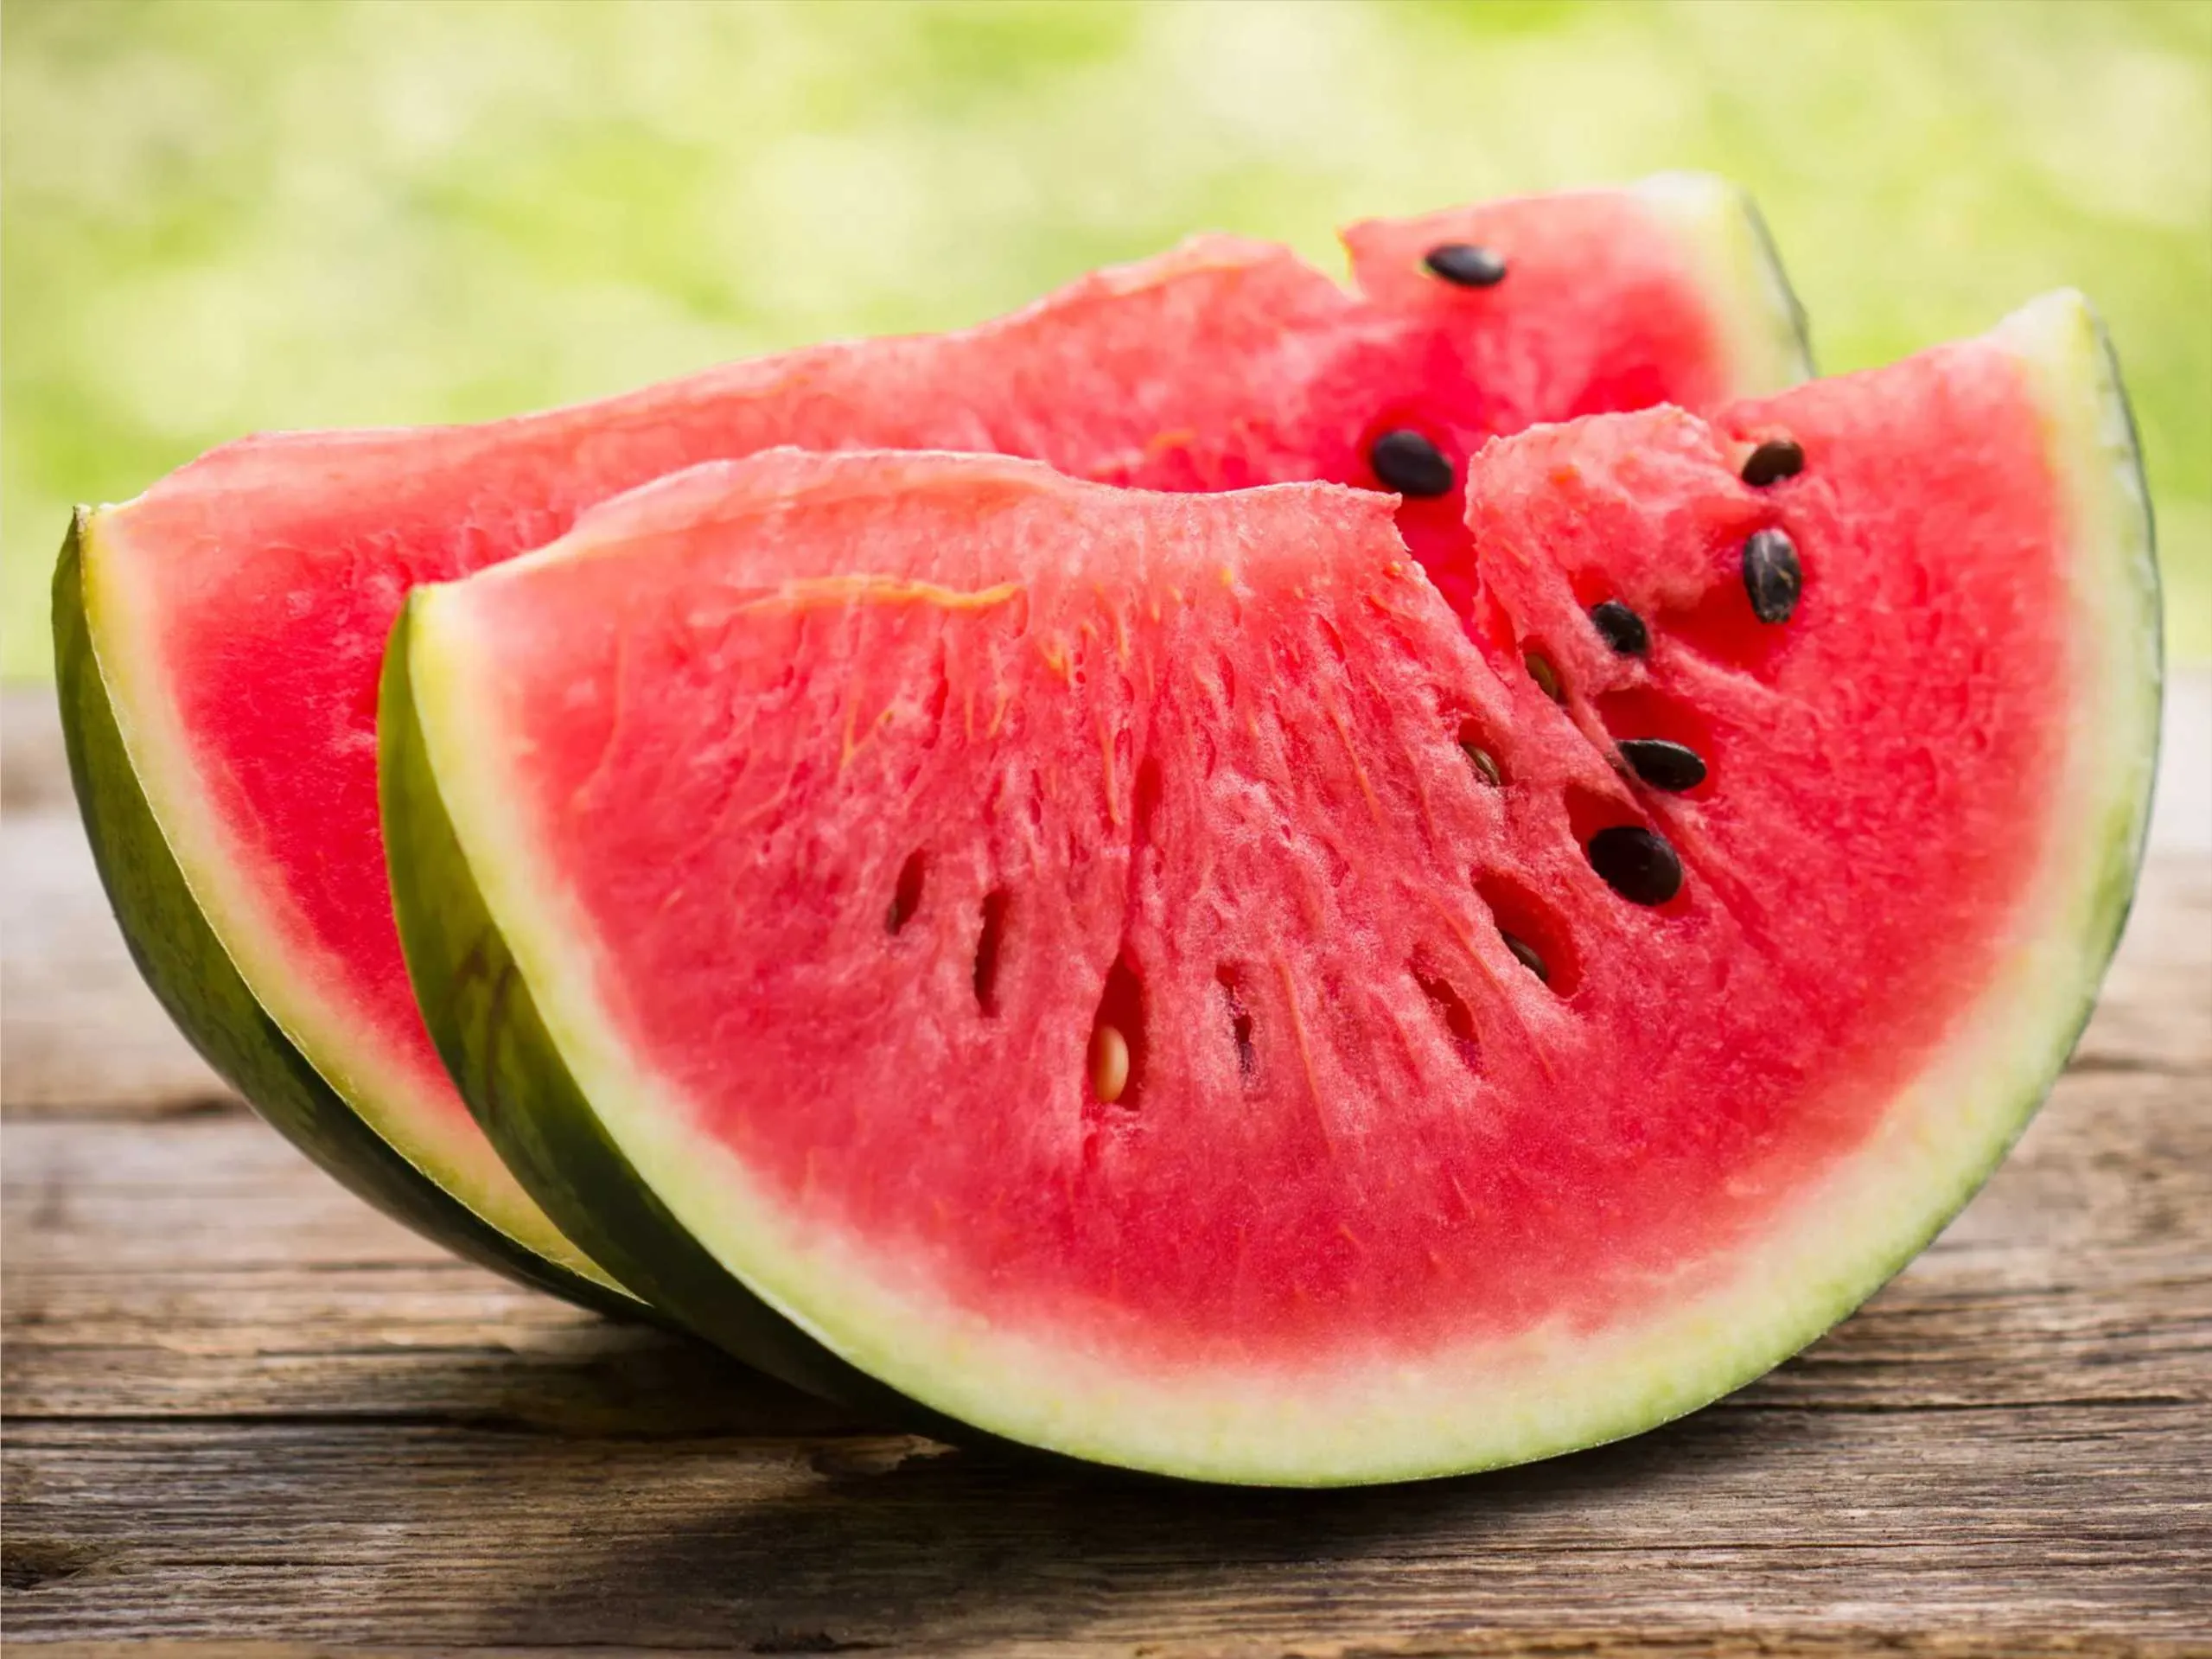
1500,931 -> 1548,983
1594,686 -> 1718,775
1524,651 -> 1565,704
972,890 -> 1009,1014
1457,717 -> 1503,787
1740,437 -> 1806,487
1476,871 -> 1580,997
1423,242 -> 1508,288
1586,825 -> 1684,908
1590,600 -> 1648,655
1133,755 -> 1163,842
1742,528 -> 1803,624
1412,961 -> 1481,1068
1369,430 -> 1455,499
1090,954 -> 1146,1107
886,850 -> 928,935
1618,737 -> 1708,793
1217,964 -> 1257,1078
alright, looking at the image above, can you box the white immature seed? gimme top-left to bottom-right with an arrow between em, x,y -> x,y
1090,1023 -> 1131,1104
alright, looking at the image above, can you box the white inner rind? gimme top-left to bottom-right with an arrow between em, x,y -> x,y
76,528 -> 622,1286
1631,170 -> 1814,394
411,291 -> 2158,1484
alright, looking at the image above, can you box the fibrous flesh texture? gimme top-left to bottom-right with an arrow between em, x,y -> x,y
70,177 -> 1803,1285
386,292 -> 2157,1481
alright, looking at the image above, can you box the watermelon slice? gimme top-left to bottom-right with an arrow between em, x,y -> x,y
56,176 -> 1807,1303
382,290 -> 2157,1484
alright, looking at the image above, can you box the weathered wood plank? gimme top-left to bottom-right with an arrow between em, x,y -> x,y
5,674 -> 2209,1653
3,687 -> 230,1114
1,685 -> 73,814
4,1062 -> 2206,1646
4,1407 -> 2208,1650
4,1065 -> 2205,1426
0,804 -> 233,1117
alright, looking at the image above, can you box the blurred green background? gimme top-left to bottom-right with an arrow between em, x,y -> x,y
5,0 -> 2207,677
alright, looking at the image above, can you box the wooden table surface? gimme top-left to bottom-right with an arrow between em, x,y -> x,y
3,679 -> 2208,1657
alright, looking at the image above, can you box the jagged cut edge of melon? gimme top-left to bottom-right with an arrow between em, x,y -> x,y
73,512 -> 626,1291
402,290 -> 2158,1485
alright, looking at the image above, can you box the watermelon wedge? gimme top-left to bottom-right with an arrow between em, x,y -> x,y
382,290 -> 2157,1484
56,175 -> 1807,1303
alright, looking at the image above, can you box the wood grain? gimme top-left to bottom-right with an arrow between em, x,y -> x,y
3,686 -> 2209,1655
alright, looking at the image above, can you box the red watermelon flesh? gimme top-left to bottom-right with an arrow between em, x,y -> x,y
72,178 -> 1805,1279
386,291 -> 2157,1480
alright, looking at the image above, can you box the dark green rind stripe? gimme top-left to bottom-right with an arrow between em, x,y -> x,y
51,513 -> 638,1320
1743,191 -> 1816,378
2064,306 -> 2163,1072
379,599 -> 955,1423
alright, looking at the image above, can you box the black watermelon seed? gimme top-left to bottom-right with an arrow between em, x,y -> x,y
1369,429 -> 1455,498
1618,737 -> 1707,793
1590,600 -> 1649,655
1423,242 -> 1508,288
1587,825 -> 1683,907
1500,930 -> 1549,983
1740,437 -> 1806,487
1742,527 -> 1803,624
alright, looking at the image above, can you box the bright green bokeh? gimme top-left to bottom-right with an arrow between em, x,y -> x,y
5,0 -> 2207,676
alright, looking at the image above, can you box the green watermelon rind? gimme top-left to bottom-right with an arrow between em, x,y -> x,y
67,503 -> 631,1299
376,623 -> 923,1408
387,290 -> 2158,1486
49,518 -> 641,1317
